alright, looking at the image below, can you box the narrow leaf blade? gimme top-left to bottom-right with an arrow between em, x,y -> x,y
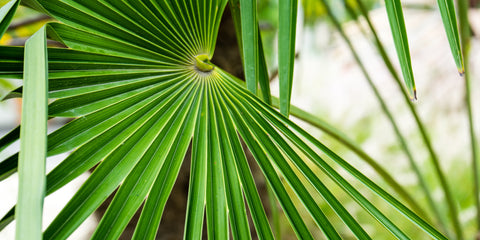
278,0 -> 297,115
436,0 -> 465,74
0,0 -> 20,38
206,82 -> 228,239
15,26 -> 48,240
239,0 -> 258,94
384,0 -> 416,100
184,82 -> 208,239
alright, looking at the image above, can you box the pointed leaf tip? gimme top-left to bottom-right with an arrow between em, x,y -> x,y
385,0 -> 417,103
436,0 -> 465,75
278,0 -> 298,117
16,25 -> 48,240
0,0 -> 20,38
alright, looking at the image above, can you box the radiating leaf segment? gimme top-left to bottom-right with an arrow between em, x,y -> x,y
16,26 -> 48,240
436,0 -> 465,75
0,0 -> 20,38
279,0 -> 298,116
385,0 -> 416,100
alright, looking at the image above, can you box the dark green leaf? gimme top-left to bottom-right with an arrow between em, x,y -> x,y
0,0 -> 20,38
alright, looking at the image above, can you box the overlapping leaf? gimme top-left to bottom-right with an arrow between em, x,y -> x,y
16,26 -> 48,240
436,0 -> 464,74
0,0 -> 20,38
0,0 -> 448,239
278,0 -> 298,116
385,0 -> 416,100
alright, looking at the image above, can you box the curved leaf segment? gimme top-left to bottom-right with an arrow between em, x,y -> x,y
0,0 -> 447,239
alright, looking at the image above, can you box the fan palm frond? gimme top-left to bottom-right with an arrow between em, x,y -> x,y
0,0 -> 453,239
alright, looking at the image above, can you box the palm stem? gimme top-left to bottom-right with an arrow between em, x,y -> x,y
458,0 -> 480,232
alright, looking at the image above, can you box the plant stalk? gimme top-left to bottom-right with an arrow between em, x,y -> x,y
458,0 -> 480,233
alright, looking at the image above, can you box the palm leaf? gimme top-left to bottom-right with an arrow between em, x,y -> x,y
220,72 -> 445,239
436,0 -> 464,74
15,26 -> 48,240
228,0 -> 271,104
0,0 -> 449,239
384,0 -> 416,100
0,0 -> 20,38
239,0 -> 258,94
278,0 -> 298,116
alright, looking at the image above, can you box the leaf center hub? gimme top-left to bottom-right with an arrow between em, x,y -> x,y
194,54 -> 214,73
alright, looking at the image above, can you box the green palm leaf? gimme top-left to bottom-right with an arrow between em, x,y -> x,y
16,26 -> 48,240
436,0 -> 465,74
0,0 -> 450,239
278,0 -> 298,116
239,0 -> 258,94
384,0 -> 416,100
0,0 -> 20,38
